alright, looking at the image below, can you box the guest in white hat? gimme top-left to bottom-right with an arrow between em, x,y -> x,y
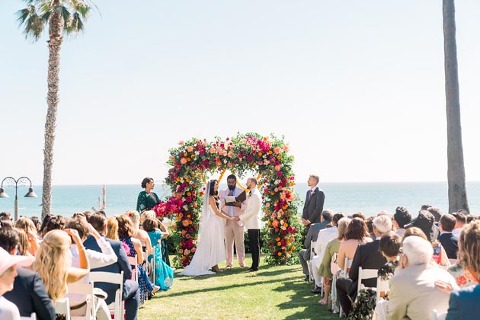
0,247 -> 35,319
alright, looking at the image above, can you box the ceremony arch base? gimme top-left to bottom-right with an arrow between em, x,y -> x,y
162,133 -> 302,267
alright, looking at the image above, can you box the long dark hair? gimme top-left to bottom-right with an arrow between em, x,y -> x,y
345,217 -> 369,241
209,180 -> 218,197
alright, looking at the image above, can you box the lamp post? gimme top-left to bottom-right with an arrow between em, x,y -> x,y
0,176 -> 38,222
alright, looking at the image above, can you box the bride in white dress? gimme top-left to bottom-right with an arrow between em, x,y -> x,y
180,179 -> 233,276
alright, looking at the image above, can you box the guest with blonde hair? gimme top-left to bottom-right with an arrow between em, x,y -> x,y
15,217 -> 39,255
33,229 -> 89,301
106,216 -> 119,240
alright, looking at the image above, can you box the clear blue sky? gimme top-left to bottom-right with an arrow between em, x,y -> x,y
1,0 -> 480,185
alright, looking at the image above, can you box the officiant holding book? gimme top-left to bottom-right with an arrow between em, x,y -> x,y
220,174 -> 246,268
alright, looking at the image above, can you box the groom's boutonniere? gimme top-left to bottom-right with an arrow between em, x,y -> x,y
310,189 -> 315,196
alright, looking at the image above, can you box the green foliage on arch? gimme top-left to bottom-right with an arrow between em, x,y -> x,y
164,132 -> 301,267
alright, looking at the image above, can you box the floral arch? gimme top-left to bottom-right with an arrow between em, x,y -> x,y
158,133 -> 301,267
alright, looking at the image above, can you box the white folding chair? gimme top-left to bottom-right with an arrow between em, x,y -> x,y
357,266 -> 378,295
68,281 -> 95,320
127,255 -> 139,282
20,313 -> 37,320
307,240 -> 317,282
338,258 -> 353,318
89,271 -> 124,320
54,298 -> 71,320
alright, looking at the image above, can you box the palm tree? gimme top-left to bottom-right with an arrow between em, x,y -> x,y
443,0 -> 469,213
17,0 -> 90,218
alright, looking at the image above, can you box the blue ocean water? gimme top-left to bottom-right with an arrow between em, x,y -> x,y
1,182 -> 479,218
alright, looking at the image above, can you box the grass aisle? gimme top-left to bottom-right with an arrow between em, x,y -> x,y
139,255 -> 339,320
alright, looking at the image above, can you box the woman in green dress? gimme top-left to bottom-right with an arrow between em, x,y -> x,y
137,177 -> 171,265
137,177 -> 160,213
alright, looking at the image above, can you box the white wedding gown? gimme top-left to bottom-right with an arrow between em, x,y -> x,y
180,199 -> 226,276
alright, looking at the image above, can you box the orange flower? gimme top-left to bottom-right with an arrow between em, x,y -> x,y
277,252 -> 282,256
273,147 -> 281,154
181,219 -> 190,227
180,157 -> 187,164
186,146 -> 194,152
272,219 -> 279,228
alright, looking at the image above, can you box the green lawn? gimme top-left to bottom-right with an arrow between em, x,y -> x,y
138,254 -> 340,320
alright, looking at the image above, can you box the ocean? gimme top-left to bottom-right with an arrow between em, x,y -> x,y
1,182 -> 479,218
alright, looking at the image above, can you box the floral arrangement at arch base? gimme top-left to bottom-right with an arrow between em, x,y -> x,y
164,132 -> 302,268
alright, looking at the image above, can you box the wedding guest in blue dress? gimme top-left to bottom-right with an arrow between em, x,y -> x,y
142,218 -> 174,290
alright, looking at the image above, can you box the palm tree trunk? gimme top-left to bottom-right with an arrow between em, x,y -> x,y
443,0 -> 469,214
41,3 -> 64,218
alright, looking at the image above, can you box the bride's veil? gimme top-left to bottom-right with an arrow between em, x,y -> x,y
197,180 -> 212,240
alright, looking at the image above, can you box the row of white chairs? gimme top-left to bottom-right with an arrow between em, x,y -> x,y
53,271 -> 124,320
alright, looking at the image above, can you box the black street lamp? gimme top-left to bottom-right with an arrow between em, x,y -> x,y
0,176 -> 38,221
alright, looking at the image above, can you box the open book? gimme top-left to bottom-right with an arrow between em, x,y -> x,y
224,190 -> 247,206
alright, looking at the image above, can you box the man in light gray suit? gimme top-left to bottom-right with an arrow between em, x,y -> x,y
387,236 -> 458,319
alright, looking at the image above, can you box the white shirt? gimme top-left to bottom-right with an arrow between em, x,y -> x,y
0,296 -> 21,320
69,237 -> 117,304
71,237 -> 117,269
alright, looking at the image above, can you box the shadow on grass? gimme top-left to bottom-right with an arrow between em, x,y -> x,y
274,276 -> 339,320
162,277 -> 288,298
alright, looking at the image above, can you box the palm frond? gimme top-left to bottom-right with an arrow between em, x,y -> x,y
68,0 -> 91,18
65,12 -> 85,34
38,1 -> 52,16
17,5 -> 46,40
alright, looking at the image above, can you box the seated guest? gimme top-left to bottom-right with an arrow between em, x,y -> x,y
311,212 -> 344,293
451,210 -> 467,238
0,247 -> 35,319
142,218 -> 174,290
33,229 -> 90,301
372,232 -> 402,320
85,213 -> 140,320
336,215 -> 391,316
438,214 -> 458,260
404,226 -> 450,268
337,218 -> 372,272
388,236 -> 458,319
117,215 -> 160,305
405,210 -> 435,241
299,218 -> 326,281
0,228 -> 54,320
446,220 -> 480,320
66,216 -> 117,320
318,217 -> 350,306
15,217 -> 40,256
393,206 -> 411,237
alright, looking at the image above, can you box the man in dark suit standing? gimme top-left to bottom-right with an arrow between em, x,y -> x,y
336,215 -> 391,316
302,174 -> 325,234
0,228 -> 55,320
437,213 -> 458,259
84,213 -> 139,320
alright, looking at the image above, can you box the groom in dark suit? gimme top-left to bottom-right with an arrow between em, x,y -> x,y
302,174 -> 325,234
